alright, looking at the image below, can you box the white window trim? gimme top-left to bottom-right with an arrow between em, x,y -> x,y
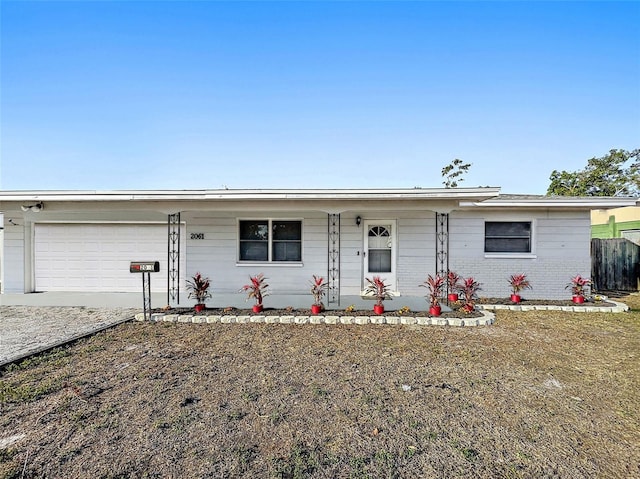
236,218 -> 303,265
484,218 -> 537,259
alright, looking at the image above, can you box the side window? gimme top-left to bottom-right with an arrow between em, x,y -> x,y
485,221 -> 531,253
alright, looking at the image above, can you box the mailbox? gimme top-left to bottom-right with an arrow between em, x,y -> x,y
130,261 -> 160,273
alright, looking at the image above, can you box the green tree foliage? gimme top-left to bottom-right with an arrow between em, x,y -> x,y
442,158 -> 471,188
547,149 -> 640,197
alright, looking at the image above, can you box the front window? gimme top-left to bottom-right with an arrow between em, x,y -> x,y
485,221 -> 531,253
239,220 -> 302,262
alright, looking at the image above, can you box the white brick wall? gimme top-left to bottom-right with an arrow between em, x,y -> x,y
449,210 -> 591,300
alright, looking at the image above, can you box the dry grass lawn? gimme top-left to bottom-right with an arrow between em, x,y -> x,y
1,296 -> 639,478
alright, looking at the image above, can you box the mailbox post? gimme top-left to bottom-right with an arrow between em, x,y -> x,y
130,261 -> 160,321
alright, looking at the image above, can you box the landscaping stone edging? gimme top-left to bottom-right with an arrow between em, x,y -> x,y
135,300 -> 629,325
477,300 -> 629,313
134,310 -> 496,326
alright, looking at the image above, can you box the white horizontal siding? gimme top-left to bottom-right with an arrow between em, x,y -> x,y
183,211 -> 328,299
2,216 -> 25,293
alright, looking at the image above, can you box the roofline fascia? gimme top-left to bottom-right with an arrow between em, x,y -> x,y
0,187 -> 502,202
459,197 -> 639,209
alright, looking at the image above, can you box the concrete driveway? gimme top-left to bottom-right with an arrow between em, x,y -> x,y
0,306 -> 138,367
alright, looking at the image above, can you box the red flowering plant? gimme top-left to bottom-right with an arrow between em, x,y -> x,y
460,277 -> 482,313
186,272 -> 212,305
508,273 -> 532,295
240,273 -> 270,307
447,271 -> 461,293
421,274 -> 445,307
310,275 -> 328,307
566,274 -> 591,297
364,276 -> 392,307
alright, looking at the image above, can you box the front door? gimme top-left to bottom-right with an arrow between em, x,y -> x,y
363,220 -> 396,291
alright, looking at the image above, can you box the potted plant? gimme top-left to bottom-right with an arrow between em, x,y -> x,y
508,273 -> 532,304
240,273 -> 270,313
460,276 -> 482,313
447,271 -> 461,302
421,274 -> 445,316
186,272 -> 212,312
364,276 -> 392,314
310,275 -> 328,314
566,274 -> 591,304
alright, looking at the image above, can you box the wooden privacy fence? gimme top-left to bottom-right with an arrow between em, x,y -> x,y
591,238 -> 640,291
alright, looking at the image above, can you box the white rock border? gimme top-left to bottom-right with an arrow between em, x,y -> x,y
134,309 -> 496,326
477,299 -> 629,313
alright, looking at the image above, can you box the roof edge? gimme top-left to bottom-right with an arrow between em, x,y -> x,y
0,187 -> 502,202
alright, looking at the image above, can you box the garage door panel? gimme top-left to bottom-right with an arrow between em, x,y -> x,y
35,224 -> 184,292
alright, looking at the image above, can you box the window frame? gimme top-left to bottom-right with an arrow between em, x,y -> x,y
484,220 -> 537,258
237,218 -> 303,265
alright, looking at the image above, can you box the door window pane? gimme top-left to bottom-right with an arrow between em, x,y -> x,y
368,250 -> 391,273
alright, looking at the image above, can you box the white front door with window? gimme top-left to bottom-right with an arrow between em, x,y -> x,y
363,220 -> 397,292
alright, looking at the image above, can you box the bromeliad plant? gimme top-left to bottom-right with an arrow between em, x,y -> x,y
186,272 -> 212,311
447,271 -> 462,301
421,274 -> 445,316
240,273 -> 270,312
309,275 -> 328,313
567,274 -> 591,302
365,276 -> 392,314
422,275 -> 445,305
460,276 -> 482,313
508,273 -> 532,303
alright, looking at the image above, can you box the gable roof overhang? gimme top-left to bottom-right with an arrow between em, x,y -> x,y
458,194 -> 639,211
0,187 -> 502,214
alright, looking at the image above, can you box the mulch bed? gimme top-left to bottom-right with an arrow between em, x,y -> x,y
157,297 -> 618,319
157,306 -> 485,319
477,297 -> 618,307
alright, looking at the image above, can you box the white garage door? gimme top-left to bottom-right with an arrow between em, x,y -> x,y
34,223 -> 183,292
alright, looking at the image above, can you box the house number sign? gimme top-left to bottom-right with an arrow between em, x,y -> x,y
190,233 -> 205,240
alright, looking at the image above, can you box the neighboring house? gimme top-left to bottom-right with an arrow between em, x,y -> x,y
0,189 -> 636,306
592,206 -> 640,244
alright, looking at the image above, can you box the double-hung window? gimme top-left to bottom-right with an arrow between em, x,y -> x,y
239,220 -> 302,262
485,221 -> 532,253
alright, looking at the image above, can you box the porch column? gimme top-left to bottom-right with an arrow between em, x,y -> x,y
167,212 -> 181,306
327,213 -> 340,305
435,212 -> 449,287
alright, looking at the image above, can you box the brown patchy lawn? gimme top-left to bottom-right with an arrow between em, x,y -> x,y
1,296 -> 639,478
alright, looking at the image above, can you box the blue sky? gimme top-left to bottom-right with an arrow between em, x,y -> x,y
1,1 -> 638,194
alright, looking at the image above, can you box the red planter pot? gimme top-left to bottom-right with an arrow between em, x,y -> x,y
510,294 -> 521,303
252,304 -> 264,313
194,304 -> 205,313
448,293 -> 459,302
429,305 -> 442,317
311,304 -> 322,315
572,295 -> 585,304
373,304 -> 385,315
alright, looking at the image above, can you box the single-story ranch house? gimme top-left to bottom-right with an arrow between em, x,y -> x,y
0,188 -> 636,309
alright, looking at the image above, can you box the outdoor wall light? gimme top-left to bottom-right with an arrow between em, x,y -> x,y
21,202 -> 44,213
356,216 -> 362,227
